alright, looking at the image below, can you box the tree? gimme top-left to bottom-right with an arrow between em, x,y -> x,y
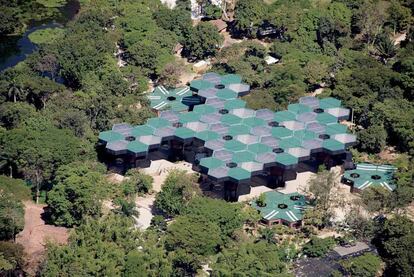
165,215 -> 222,274
113,198 -> 139,218
0,176 -> 31,201
340,253 -> 382,277
182,22 -> 223,60
302,236 -> 336,257
304,169 -> 339,227
211,241 -> 288,276
374,34 -> 397,64
123,169 -> 153,195
47,161 -> 108,227
154,170 -> 200,217
158,61 -> 184,88
233,0 -> 266,38
0,102 -> 36,130
388,0 -> 412,34
184,197 -> 246,242
0,242 -> 24,274
0,192 -> 24,241
374,216 -> 414,276
0,120 -> 93,203
41,215 -> 170,277
256,193 -> 266,207
259,227 -> 277,244
126,40 -> 174,77
357,124 -> 387,153
361,186 -> 392,214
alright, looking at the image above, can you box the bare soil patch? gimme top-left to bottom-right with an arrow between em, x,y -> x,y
16,201 -> 69,276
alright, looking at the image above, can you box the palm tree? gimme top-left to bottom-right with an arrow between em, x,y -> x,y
375,34 -> 397,64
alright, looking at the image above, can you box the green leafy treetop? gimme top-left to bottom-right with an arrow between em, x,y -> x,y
47,161 -> 108,227
340,253 -> 382,277
154,170 -> 201,217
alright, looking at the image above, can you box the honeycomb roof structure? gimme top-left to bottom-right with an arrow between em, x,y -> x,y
343,163 -> 397,191
251,191 -> 308,223
99,73 -> 356,183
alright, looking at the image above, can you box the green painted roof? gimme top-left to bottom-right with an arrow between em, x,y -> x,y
216,88 -> 237,100
288,103 -> 312,114
242,117 -> 266,127
199,157 -> 225,169
179,112 -> 201,124
221,74 -> 242,85
190,79 -> 215,91
343,163 -> 397,191
127,141 -> 148,154
99,130 -> 124,143
174,127 -> 195,140
224,99 -> 246,110
149,86 -> 193,112
274,111 -> 296,122
131,125 -> 154,137
196,130 -> 220,142
275,153 -> 298,166
319,97 -> 341,109
251,191 -> 308,223
247,143 -> 272,155
224,140 -> 247,152
228,167 -> 250,181
147,118 -> 170,129
193,104 -> 217,114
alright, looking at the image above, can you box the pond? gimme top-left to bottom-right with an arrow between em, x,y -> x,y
0,0 -> 80,72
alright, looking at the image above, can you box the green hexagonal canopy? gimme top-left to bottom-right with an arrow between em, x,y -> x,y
99,130 -> 123,142
199,157 -> 225,169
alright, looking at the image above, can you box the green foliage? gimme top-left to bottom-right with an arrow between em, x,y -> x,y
36,0 -> 67,8
42,215 -> 171,277
211,241 -> 288,276
28,28 -> 65,45
0,102 -> 36,130
374,216 -> 414,276
47,161 -> 108,227
305,169 -> 338,227
357,124 -> 387,153
0,120 -> 93,202
242,89 -> 278,110
234,0 -> 266,38
165,215 -> 222,274
113,197 -> 138,218
184,197 -> 246,242
361,186 -> 392,214
302,236 -> 336,257
256,193 -> 266,207
182,22 -> 223,60
123,169 -> 153,196
154,170 -> 200,217
0,175 -> 31,201
340,253 -> 381,277
0,192 -> 25,240
0,242 -> 24,273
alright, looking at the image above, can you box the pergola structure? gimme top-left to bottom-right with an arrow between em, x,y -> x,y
99,73 -> 356,201
342,163 -> 397,192
251,191 -> 308,227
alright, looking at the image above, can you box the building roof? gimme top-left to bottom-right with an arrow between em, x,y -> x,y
251,191 -> 308,223
209,19 -> 227,32
343,163 -> 397,191
149,86 -> 201,112
99,73 -> 356,183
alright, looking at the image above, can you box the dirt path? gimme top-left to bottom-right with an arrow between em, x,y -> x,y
16,202 -> 69,276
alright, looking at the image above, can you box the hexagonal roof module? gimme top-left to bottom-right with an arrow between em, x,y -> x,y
343,163 -> 397,191
251,191 -> 308,223
148,86 -> 193,112
99,75 -> 356,184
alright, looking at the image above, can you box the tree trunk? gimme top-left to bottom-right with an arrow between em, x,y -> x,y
9,165 -> 12,178
35,171 -> 40,204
